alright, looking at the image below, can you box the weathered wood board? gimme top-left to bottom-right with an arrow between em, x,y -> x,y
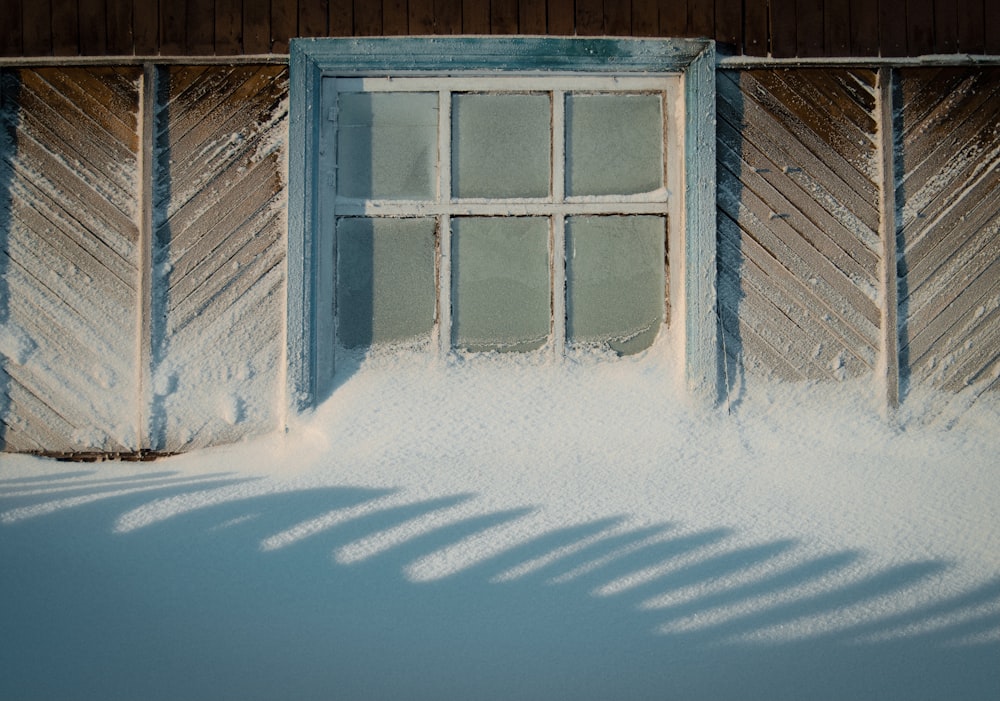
896,67 -> 1000,395
1,67 -> 141,453
716,68 -> 882,384
150,65 -> 288,452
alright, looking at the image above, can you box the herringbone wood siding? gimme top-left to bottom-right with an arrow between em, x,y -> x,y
0,67 -> 141,452
151,65 -> 287,451
717,68 -> 883,383
896,67 -> 1000,394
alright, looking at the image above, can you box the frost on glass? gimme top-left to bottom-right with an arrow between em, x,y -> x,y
566,215 -> 665,354
451,217 -> 550,352
336,217 -> 437,348
452,93 -> 550,198
565,94 -> 663,196
337,92 -> 438,200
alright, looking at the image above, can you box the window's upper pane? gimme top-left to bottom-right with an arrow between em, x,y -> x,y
565,94 -> 663,196
452,93 -> 550,199
337,92 -> 438,200
451,217 -> 551,352
566,215 -> 665,354
336,217 -> 437,347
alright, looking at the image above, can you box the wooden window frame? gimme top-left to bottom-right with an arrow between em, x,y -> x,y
288,37 -> 717,409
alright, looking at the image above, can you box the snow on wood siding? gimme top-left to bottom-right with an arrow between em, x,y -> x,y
895,67 -> 1000,396
150,65 -> 288,452
0,66 -> 141,452
717,68 -> 883,383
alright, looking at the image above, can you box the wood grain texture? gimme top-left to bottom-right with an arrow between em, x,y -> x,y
21,0 -> 53,56
150,65 -> 287,451
896,67 -> 1000,394
216,0 -> 243,54
1,67 -> 142,453
299,0 -> 329,36
717,69 -> 882,384
463,0 -> 491,33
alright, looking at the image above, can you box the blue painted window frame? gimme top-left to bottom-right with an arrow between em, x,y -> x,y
287,37 -> 717,410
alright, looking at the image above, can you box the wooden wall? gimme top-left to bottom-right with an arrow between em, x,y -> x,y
2,0 -> 999,59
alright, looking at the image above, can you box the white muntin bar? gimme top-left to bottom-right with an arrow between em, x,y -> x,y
437,90 -> 452,358
336,76 -> 674,93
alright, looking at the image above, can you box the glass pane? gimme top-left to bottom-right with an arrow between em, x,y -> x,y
566,216 -> 665,354
452,93 -> 550,198
452,217 -> 550,352
566,94 -> 663,196
337,92 -> 438,200
336,217 -> 437,348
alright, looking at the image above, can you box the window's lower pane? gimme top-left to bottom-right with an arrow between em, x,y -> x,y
566,215 -> 665,355
336,217 -> 437,348
337,92 -> 438,200
452,217 -> 550,352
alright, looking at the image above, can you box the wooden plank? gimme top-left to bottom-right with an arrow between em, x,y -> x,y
0,0 -> 22,56
715,0 -> 742,50
658,0 -> 687,37
383,0 -> 408,35
744,0 -> 768,55
22,0 -> 53,56
79,0 -> 108,55
547,0 -> 575,34
850,0 -> 879,56
299,0 -> 329,37
329,0 -> 354,35
272,0 -> 298,52
491,0 -> 519,33
879,0 -> 908,57
187,0 -> 216,54
244,0 -> 271,52
986,0 -> 1000,55
436,0 -> 463,33
796,0 -> 824,57
407,0 -> 434,33
906,0 -> 935,55
216,0 -> 242,54
463,0 -> 490,32
632,0 -> 658,37
687,0 -> 714,37
133,0 -> 158,54
824,0 -> 851,55
956,0 -> 985,53
160,0 -> 186,55
576,0 -> 604,35
770,0 -> 797,58
105,0 -> 134,54
604,0 -> 631,35
878,67 -> 899,409
934,0 -> 958,53
519,0 -> 547,34
354,0 -> 382,34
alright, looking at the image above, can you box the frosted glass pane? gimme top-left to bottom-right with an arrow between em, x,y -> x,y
566,216 -> 665,354
566,94 -> 663,196
452,94 -> 550,198
336,218 -> 437,348
452,217 -> 550,352
337,92 -> 437,200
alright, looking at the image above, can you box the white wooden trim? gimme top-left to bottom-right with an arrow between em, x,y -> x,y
333,201 -> 670,217
335,76 -> 676,92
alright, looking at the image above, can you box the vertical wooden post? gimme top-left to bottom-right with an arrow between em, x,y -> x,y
137,63 -> 156,449
877,66 -> 900,412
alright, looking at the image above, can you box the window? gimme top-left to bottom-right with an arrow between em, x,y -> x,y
288,38 -> 717,407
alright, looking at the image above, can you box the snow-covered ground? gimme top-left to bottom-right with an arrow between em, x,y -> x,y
2,335 -> 999,701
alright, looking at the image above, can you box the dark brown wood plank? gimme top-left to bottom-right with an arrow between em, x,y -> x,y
0,0 -> 21,55
407,0 -> 434,33
576,0 -> 604,35
491,0 -> 518,33
632,0 -> 657,36
770,0 -> 797,57
744,0 -> 768,55
244,0 -> 271,51
850,0 -> 879,56
957,0 -> 985,53
906,0 -> 935,55
133,0 -> 157,54
216,0 -> 242,53
329,0 -> 353,35
188,0 -> 216,54
880,0 -> 908,56
985,0 -> 1000,54
797,0 -> 824,56
272,0 -> 297,51
519,0 -> 546,33
105,0 -> 133,54
605,0 -> 630,35
79,0 -> 109,55
933,0 -> 957,52
436,0 -> 463,32
463,0 -> 490,32
299,0 -> 329,36
715,0 -> 742,50
160,0 -> 186,55
659,0 -> 687,36
354,0 -> 382,34
381,0 -> 407,34
823,0 -> 850,54
547,0 -> 574,34
687,0 -> 713,37
22,0 -> 53,56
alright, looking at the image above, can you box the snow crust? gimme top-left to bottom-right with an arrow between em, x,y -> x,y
2,331 -> 999,700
